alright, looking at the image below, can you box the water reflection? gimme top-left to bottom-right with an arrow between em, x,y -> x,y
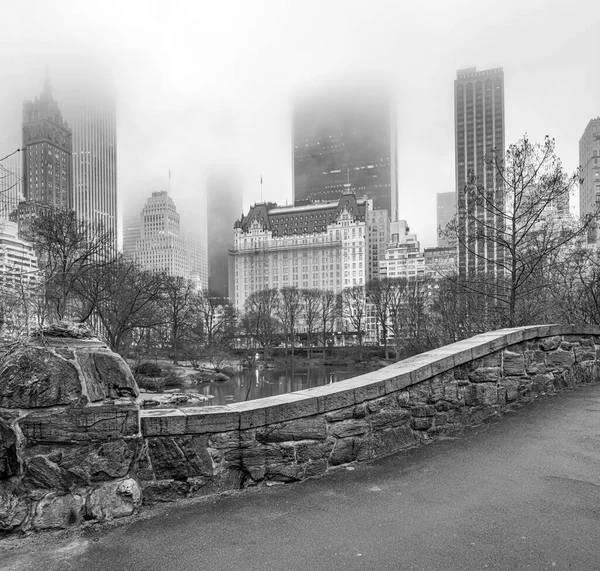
175,366 -> 358,407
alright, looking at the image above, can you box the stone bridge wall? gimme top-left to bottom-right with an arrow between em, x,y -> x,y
1,325 -> 599,533
138,325 -> 600,502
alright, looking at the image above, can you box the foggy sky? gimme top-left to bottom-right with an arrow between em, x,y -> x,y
1,0 -> 598,248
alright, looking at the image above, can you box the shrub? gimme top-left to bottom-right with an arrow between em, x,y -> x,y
134,362 -> 162,377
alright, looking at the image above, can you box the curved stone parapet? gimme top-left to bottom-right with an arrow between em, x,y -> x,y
137,324 -> 600,502
2,324 -> 599,533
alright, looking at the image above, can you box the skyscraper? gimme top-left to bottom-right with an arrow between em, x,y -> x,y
436,191 -> 455,248
293,83 -> 398,219
133,191 -> 207,283
454,67 -> 505,276
207,167 -> 242,297
65,92 -> 118,251
21,78 -> 73,213
579,117 -> 600,221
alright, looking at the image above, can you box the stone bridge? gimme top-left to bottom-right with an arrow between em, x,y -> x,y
1,324 -> 599,533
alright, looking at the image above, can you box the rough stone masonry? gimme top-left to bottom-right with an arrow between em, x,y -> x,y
1,324 -> 599,533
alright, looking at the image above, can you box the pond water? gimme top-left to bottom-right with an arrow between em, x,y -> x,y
171,366 -> 360,407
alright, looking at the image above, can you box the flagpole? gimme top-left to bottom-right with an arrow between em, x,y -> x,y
260,175 -> 263,202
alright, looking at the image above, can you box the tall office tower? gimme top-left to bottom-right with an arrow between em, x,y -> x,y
579,117 -> 600,223
21,78 -> 73,229
454,67 -> 505,277
65,92 -> 118,251
293,83 -> 398,219
436,191 -> 455,247
207,167 -> 242,297
0,152 -> 23,220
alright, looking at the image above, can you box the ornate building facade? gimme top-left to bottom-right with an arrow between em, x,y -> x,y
230,195 -> 372,309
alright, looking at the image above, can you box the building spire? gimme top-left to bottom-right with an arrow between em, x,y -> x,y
42,66 -> 52,100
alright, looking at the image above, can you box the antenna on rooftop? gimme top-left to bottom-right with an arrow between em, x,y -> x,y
260,175 -> 263,202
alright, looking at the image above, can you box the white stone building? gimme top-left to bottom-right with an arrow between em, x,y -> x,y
133,191 -> 207,284
0,220 -> 39,337
230,195 -> 374,309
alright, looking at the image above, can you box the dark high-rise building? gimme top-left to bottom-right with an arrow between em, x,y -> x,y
293,83 -> 397,219
436,191 -> 455,248
454,67 -> 505,276
22,78 -> 73,212
579,117 -> 600,221
207,167 -> 243,297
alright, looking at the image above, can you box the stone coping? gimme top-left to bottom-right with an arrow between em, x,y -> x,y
140,324 -> 600,437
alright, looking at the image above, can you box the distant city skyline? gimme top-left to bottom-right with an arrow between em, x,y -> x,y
0,1 -> 597,249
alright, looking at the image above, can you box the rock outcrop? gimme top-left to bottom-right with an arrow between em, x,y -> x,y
0,326 -> 142,533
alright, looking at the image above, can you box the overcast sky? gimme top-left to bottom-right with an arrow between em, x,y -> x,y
1,0 -> 598,248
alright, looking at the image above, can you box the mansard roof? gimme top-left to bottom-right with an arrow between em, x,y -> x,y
234,194 -> 367,236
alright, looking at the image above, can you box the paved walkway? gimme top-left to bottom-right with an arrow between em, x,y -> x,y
2,384 -> 600,571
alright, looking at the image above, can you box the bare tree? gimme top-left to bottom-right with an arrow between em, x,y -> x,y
243,288 -> 281,359
318,289 -> 337,348
28,209 -> 114,322
366,278 -> 395,359
448,135 -> 595,327
81,255 -> 167,354
277,286 -> 303,358
301,288 -> 321,359
341,285 -> 367,360
162,276 -> 196,364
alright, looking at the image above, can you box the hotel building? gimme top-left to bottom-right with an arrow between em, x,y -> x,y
230,195 -> 372,309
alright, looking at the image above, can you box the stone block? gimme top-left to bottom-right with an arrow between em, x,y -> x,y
371,425 -> 417,456
325,407 -> 354,423
31,492 -> 85,530
503,351 -> 525,376
465,383 -> 499,407
294,440 -> 334,464
411,404 -> 437,417
328,419 -> 369,439
540,336 -> 562,351
23,439 -> 140,488
366,395 -> 396,414
443,380 -> 460,403
86,478 -> 142,521
574,344 -> 596,362
411,417 -> 433,431
369,408 -> 411,431
256,416 -> 327,442
408,382 -> 431,403
19,404 -> 140,443
547,349 -> 575,370
0,346 -> 82,408
469,367 -> 502,383
141,409 -> 187,437
354,381 -> 386,404
181,406 -> 238,434
146,435 -> 213,481
329,437 -> 365,466
429,375 -> 445,402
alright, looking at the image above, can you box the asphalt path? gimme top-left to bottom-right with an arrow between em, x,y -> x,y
2,383 -> 600,571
